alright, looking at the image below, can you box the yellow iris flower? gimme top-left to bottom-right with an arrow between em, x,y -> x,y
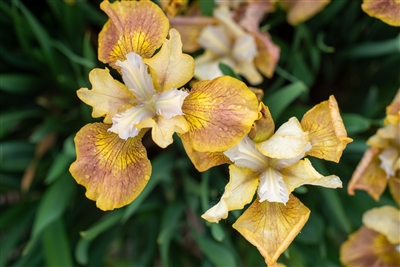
348,90 -> 400,206
201,96 -> 352,267
69,0 -> 259,211
340,206 -> 400,267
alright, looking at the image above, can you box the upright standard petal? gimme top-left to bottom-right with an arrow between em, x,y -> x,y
301,95 -> 352,163
69,123 -> 151,211
202,165 -> 259,223
256,117 -> 310,159
362,0 -> 400,27
233,195 -> 310,267
180,76 -> 258,152
348,148 -> 388,201
143,29 -> 194,92
98,0 -> 169,68
362,206 -> 400,245
77,68 -> 135,124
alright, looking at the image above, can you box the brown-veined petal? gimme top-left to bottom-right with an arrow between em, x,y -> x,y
362,0 -> 400,27
233,194 -> 310,267
77,68 -> 135,124
248,103 -> 275,143
98,0 -> 169,69
143,29 -> 194,92
280,0 -> 331,26
253,31 -> 280,79
180,76 -> 259,152
362,206 -> 400,244
301,95 -> 353,163
181,139 -> 231,172
256,117 -> 310,159
340,226 -> 400,267
281,158 -> 342,193
69,123 -> 151,211
202,165 -> 259,223
135,115 -> 189,148
348,147 -> 388,201
389,177 -> 400,207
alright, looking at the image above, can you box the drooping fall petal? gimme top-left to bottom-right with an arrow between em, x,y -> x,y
77,68 -> 135,124
143,29 -> 194,92
256,117 -> 310,159
69,123 -> 151,211
202,165 -> 259,223
181,139 -> 231,172
233,194 -> 310,267
348,147 -> 388,201
98,0 -> 169,69
361,0 -> 400,27
280,0 -> 331,26
281,158 -> 343,193
340,226 -> 400,267
301,95 -> 353,163
180,76 -> 258,152
362,206 -> 400,244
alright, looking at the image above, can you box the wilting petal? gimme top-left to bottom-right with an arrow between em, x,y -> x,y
224,135 -> 268,172
233,194 -> 310,267
389,177 -> 400,207
182,139 -> 231,172
280,0 -> 331,26
180,76 -> 259,152
257,117 -> 310,159
301,95 -> 353,163
379,146 -> 399,177
69,123 -> 151,210
136,115 -> 189,148
77,68 -> 135,124
194,50 -> 225,81
281,158 -> 342,194
362,206 -> 400,244
98,1 -> 169,68
248,103 -> 275,143
348,148 -> 388,201
362,0 -> 400,27
116,52 -> 155,102
258,167 -> 289,204
253,31 -> 280,79
154,88 -> 189,119
202,165 -> 259,223
108,105 -> 154,140
143,29 -> 194,92
169,16 -> 216,53
340,226 -> 400,267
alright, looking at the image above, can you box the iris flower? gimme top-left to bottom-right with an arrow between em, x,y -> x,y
69,0 -> 259,210
202,96 -> 352,267
340,206 -> 400,267
361,0 -> 400,27
348,90 -> 400,206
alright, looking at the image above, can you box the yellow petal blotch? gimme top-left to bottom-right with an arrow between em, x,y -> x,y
180,76 -> 259,152
362,206 -> 400,244
69,123 -> 151,211
301,95 -> 353,163
143,29 -> 194,92
233,194 -> 310,267
348,148 -> 388,201
340,226 -> 400,267
362,0 -> 400,27
98,0 -> 169,69
77,68 -> 134,124
181,138 -> 231,172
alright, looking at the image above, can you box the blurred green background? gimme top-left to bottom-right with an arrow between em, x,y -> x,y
0,0 -> 399,266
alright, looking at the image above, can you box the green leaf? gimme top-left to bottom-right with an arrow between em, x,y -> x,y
210,223 -> 225,242
264,81 -> 308,120
295,213 -> 324,244
199,0 -> 215,17
75,238 -> 90,265
42,218 -> 73,267
342,113 -> 371,135
80,210 -> 124,240
292,53 -> 315,87
342,34 -> 400,58
0,74 -> 43,94
45,152 -> 74,184
193,232 -> 237,267
0,108 -> 42,138
0,140 -> 35,172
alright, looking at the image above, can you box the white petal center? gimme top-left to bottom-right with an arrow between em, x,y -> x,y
154,89 -> 189,119
258,167 -> 289,204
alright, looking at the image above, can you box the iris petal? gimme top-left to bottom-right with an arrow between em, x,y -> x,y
154,89 -> 189,119
258,167 -> 289,204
